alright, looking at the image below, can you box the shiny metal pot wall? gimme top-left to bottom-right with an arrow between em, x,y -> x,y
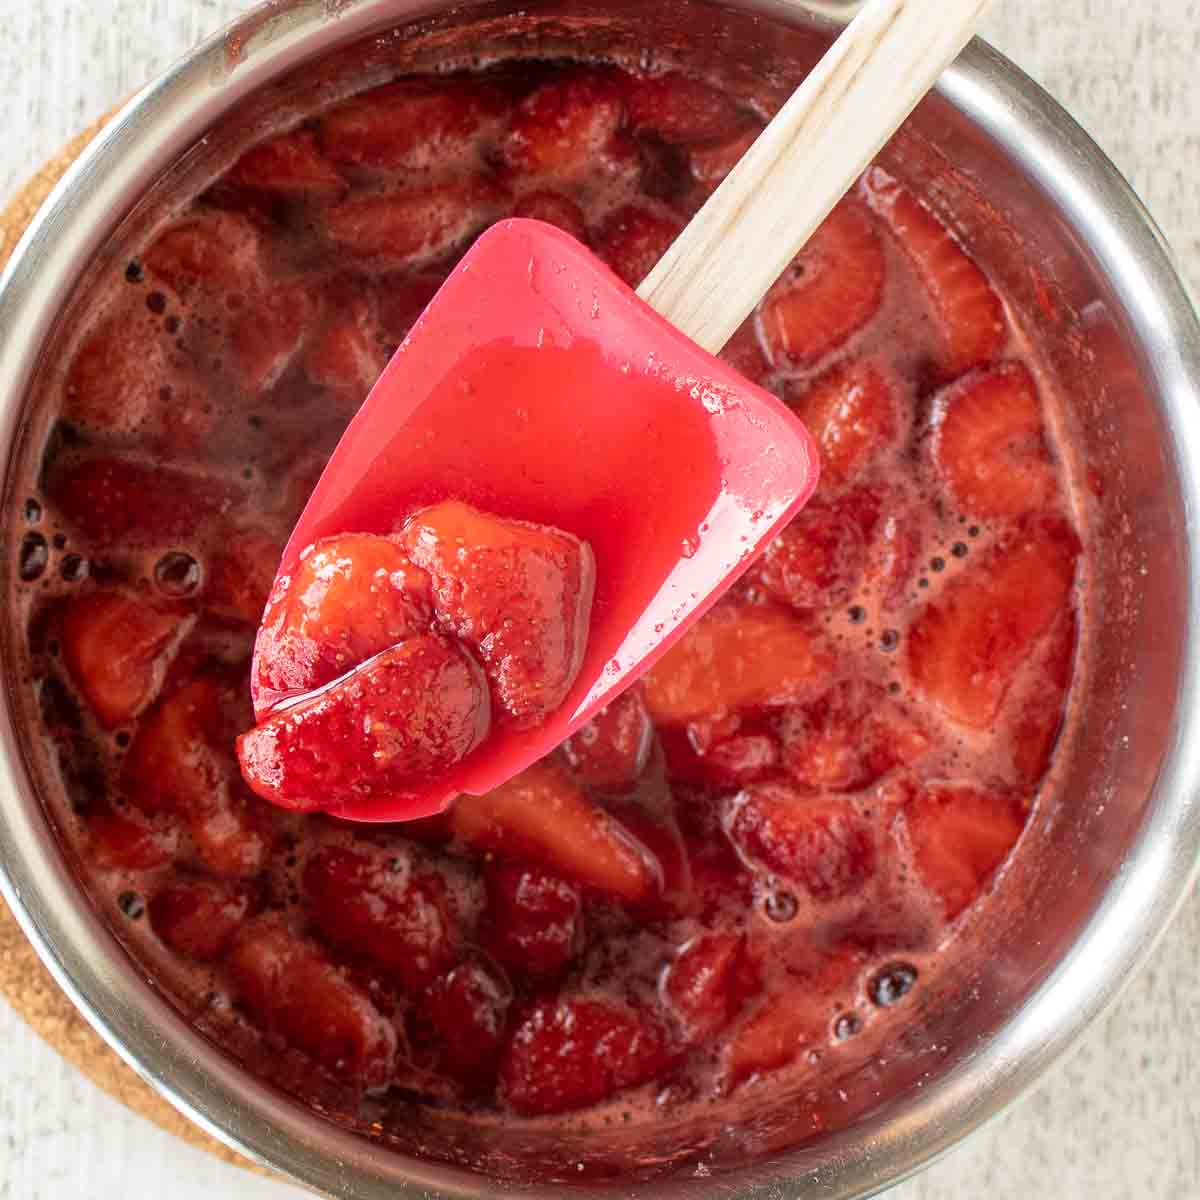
0,2 -> 1198,1197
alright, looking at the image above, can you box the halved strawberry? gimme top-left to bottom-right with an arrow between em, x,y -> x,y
143,210 -> 264,296
302,289 -> 386,405
324,177 -> 510,267
511,189 -> 588,242
788,358 -> 900,487
498,997 -> 670,1116
205,528 -> 282,626
190,794 -> 269,880
643,602 -> 830,724
423,958 -> 512,1086
779,678 -> 931,793
228,129 -> 345,195
238,634 -> 490,813
482,858 -> 582,979
59,591 -> 192,728
561,688 -> 653,791
930,361 -> 1057,518
399,500 -> 596,728
320,77 -> 509,169
861,166 -> 1005,379
228,915 -> 397,1088
252,533 -> 433,714
87,803 -> 179,871
626,71 -> 747,145
862,490 -> 923,612
725,783 -> 876,901
230,277 -> 315,394
689,124 -> 760,194
593,202 -> 684,287
759,199 -> 885,367
303,845 -> 459,992
907,515 -> 1080,728
500,68 -> 630,180
1007,610 -> 1077,785
148,876 -> 256,961
902,782 -> 1027,920
448,761 -> 659,903
661,931 -> 759,1044
660,714 -> 781,790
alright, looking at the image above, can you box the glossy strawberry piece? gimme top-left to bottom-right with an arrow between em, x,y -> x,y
498,997 -> 670,1116
931,361 -> 1057,518
662,931 -> 758,1044
424,958 -> 512,1086
1009,611 -> 1077,785
482,858 -> 582,979
303,293 -> 387,406
87,803 -> 179,871
500,68 -> 630,180
205,528 -> 282,626
324,177 -> 510,267
725,784 -> 876,901
902,783 -> 1027,919
861,166 -> 1005,378
907,515 -> 1080,728
561,688 -> 653,791
303,845 -> 459,992
148,876 -> 255,961
594,202 -> 684,287
230,278 -> 315,394
511,190 -> 588,243
228,129 -> 345,194
228,915 -> 397,1088
779,679 -> 931,793
320,77 -> 509,169
60,591 -> 191,728
399,501 -> 596,728
760,200 -> 885,367
252,533 -> 433,714
239,635 -> 490,813
448,761 -> 659,903
643,603 -> 830,724
689,124 -> 760,194
143,210 -> 264,296
789,358 -> 900,487
626,71 -> 747,145
189,794 -> 270,880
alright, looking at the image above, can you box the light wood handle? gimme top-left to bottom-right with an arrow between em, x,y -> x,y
637,0 -> 994,353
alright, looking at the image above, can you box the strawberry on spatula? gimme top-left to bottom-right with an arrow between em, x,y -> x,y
238,0 -> 994,821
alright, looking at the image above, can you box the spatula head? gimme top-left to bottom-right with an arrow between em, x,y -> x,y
251,219 -> 819,820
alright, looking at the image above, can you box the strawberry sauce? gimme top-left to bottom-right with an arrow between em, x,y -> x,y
12,56 -> 1087,1166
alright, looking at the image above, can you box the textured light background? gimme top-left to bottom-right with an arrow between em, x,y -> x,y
0,1 -> 1196,1197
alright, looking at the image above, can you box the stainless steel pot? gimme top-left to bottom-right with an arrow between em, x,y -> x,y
0,2 -> 1198,1197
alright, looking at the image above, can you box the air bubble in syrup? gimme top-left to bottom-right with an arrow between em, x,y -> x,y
24,498 -> 42,524
118,891 -> 146,920
60,554 -> 89,583
764,890 -> 798,922
869,962 -> 918,1007
834,1012 -> 862,1041
19,532 -> 48,581
155,551 -> 201,596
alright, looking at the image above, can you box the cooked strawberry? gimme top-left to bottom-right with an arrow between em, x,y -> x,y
87,803 -> 179,871
779,679 -> 931,793
681,828 -> 755,922
1008,612 -> 1077,786
662,718 -> 780,790
863,494 -> 923,612
303,845 -> 459,992
907,515 -> 1080,728
230,278 -> 314,394
49,457 -> 240,547
375,272 -> 446,343
303,292 -> 386,405
719,318 -> 770,386
228,915 -> 397,1088
662,932 -> 758,1044
902,782 -> 1027,919
239,634 -> 490,812
448,761 -> 659,903
424,958 -> 512,1086
689,124 -> 760,194
626,71 -> 746,145
252,533 -> 433,713
143,210 -> 264,296
324,177 -> 510,267
399,500 -> 595,727
228,129 -> 345,194
500,68 -> 630,180
594,202 -> 684,287
725,784 -> 876,901
930,361 -> 1057,517
483,858 -> 581,979
59,591 -> 192,728
609,803 -> 693,917
561,688 -> 653,791
788,358 -> 899,487
190,795 -> 269,880
643,603 -> 830,724
320,77 -> 509,169
498,997 -> 670,1116
723,951 -> 862,1087
759,199 -> 885,367
861,166 -> 1005,378
148,876 -> 255,961
511,189 -> 588,242
205,528 -> 282,626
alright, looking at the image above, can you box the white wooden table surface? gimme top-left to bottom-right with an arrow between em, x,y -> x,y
0,1 -> 1196,1197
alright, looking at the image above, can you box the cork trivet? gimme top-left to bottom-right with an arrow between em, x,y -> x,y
0,117 -> 271,1179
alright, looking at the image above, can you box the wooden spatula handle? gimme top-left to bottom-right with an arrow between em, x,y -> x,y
636,0 -> 994,354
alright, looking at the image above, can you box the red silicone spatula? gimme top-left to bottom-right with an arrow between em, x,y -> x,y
249,0 -> 991,820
